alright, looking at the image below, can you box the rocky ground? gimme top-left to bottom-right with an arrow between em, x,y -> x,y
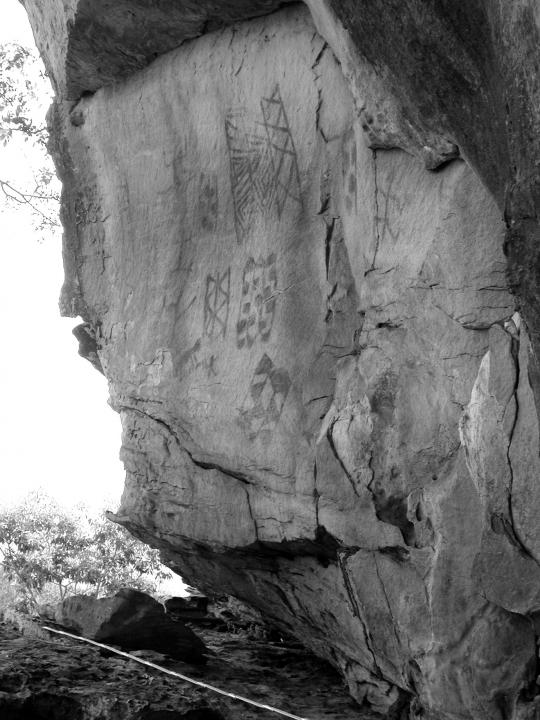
0,619 -> 370,719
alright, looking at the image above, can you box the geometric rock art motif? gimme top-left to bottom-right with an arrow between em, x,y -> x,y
195,352 -> 218,378
225,84 -> 301,244
342,130 -> 358,215
178,338 -> 218,379
374,170 -> 403,245
236,254 -> 277,348
225,112 -> 273,244
259,85 -> 302,218
203,267 -> 231,339
238,353 -> 291,440
198,173 -> 218,232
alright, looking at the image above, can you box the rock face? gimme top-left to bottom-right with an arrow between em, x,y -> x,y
23,1 -> 540,718
40,589 -> 208,663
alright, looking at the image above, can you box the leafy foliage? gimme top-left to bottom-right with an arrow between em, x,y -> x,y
0,492 -> 171,612
0,42 -> 60,234
0,43 -> 47,146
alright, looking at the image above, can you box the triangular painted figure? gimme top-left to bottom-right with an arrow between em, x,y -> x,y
260,85 -> 302,218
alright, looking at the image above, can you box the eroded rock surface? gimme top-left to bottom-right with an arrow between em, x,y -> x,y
23,1 -> 540,718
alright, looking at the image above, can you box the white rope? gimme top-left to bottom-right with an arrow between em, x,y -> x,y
42,626 -> 311,720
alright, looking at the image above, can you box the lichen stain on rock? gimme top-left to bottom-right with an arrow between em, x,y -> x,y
23,1 -> 540,718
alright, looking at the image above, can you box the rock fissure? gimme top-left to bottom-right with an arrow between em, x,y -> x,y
371,552 -> 404,663
325,419 -> 360,498
505,328 -> 540,567
530,632 -> 540,701
324,217 -> 335,283
186,456 -> 253,488
337,550 -> 385,682
244,486 -> 259,541
313,460 -> 320,527
311,39 -> 329,141
116,402 -> 267,489
366,149 -> 380,275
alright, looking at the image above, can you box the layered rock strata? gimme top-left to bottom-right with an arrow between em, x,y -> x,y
23,1 -> 540,718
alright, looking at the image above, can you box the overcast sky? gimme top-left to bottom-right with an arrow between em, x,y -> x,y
0,0 -> 125,511
0,1 -> 191,597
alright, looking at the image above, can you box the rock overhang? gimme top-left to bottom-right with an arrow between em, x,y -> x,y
22,0 -> 299,99
21,1 -> 540,718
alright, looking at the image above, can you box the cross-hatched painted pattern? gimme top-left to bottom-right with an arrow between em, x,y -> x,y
239,353 -> 291,440
225,86 -> 301,243
203,268 -> 231,339
225,112 -> 273,243
236,254 -> 277,348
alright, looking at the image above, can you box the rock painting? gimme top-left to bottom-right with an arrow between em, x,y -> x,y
197,353 -> 218,378
225,110 -> 271,243
178,338 -> 219,379
375,170 -> 403,244
342,130 -> 358,215
259,85 -> 302,218
203,268 -> 231,339
236,254 -> 277,348
225,84 -> 301,243
198,173 -> 218,232
239,353 -> 291,440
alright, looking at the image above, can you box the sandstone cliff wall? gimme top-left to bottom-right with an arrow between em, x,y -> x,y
23,2 -> 540,718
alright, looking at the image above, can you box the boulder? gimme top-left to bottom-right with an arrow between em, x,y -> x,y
165,595 -> 209,618
41,589 -> 207,664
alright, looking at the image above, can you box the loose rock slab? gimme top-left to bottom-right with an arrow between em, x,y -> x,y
41,589 -> 207,663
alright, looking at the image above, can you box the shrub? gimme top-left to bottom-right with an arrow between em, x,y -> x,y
0,491 -> 171,613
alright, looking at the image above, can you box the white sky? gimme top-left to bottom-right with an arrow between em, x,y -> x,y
0,1 -> 189,596
0,0 -> 125,511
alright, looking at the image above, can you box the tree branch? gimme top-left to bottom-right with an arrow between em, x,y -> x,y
0,178 -> 59,226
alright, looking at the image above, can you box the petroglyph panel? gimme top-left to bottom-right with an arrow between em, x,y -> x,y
63,4 -> 355,474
